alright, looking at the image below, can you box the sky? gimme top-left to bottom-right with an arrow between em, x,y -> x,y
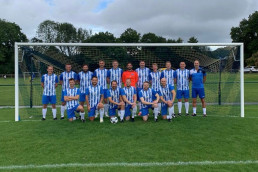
0,0 -> 257,43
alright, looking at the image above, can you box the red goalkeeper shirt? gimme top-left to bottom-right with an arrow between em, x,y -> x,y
122,70 -> 138,88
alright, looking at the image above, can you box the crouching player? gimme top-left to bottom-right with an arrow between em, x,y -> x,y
138,81 -> 160,122
122,79 -> 137,122
159,78 -> 176,122
64,78 -> 85,122
107,80 -> 125,122
85,76 -> 105,122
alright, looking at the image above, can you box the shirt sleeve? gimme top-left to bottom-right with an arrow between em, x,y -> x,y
107,90 -> 111,98
77,89 -> 80,96
55,76 -> 59,83
107,70 -> 110,78
59,73 -> 63,81
100,87 -> 104,95
133,87 -> 137,95
138,91 -> 143,98
120,88 -> 125,96
161,71 -> 164,79
169,85 -> 175,91
63,90 -> 67,96
149,73 -> 152,81
85,88 -> 89,95
173,70 -> 177,78
41,76 -> 44,83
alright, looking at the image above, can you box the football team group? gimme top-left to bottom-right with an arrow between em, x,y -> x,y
41,59 -> 206,123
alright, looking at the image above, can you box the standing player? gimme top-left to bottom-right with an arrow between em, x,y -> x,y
174,61 -> 190,116
78,64 -> 93,118
159,78 -> 176,122
139,81 -> 160,122
59,63 -> 78,119
122,62 -> 138,88
149,63 -> 162,115
121,79 -> 137,122
85,76 -> 105,122
109,60 -> 123,88
136,61 -> 151,110
93,60 -> 110,117
161,61 -> 175,116
190,60 -> 207,117
41,66 -> 58,120
64,78 -> 85,122
107,80 -> 125,122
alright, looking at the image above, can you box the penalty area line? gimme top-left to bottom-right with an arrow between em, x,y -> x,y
0,160 -> 258,170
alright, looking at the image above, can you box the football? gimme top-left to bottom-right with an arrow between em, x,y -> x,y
110,117 -> 118,124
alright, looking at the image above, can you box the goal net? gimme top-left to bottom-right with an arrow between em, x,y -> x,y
15,43 -> 244,121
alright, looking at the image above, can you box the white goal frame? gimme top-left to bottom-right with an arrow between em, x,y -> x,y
14,42 -> 244,121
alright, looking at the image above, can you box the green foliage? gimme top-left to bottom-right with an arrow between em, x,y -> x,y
230,11 -> 258,60
187,36 -> 198,43
0,19 -> 27,73
246,51 -> 258,67
119,28 -> 141,43
85,31 -> 116,43
141,32 -> 166,43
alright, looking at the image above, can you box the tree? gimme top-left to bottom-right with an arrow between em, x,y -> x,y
86,32 -> 116,43
246,51 -> 258,67
141,32 -> 166,43
0,19 -> 27,73
119,28 -> 141,43
36,20 -> 58,43
230,11 -> 258,60
188,36 -> 198,43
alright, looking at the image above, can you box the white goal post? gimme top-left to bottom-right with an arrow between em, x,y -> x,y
14,42 -> 244,121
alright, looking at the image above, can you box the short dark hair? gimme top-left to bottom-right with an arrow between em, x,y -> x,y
65,63 -> 71,66
143,81 -> 149,84
127,62 -> 132,66
82,64 -> 88,67
99,59 -> 105,63
69,78 -> 75,82
111,80 -> 117,85
92,76 -> 98,80
112,60 -> 118,63
165,61 -> 171,64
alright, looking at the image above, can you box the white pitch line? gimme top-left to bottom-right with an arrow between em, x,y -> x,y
0,160 -> 258,170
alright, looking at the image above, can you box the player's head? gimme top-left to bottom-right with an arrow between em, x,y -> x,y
152,63 -> 158,71
126,62 -> 133,70
143,81 -> 150,90
111,80 -> 118,90
160,78 -> 167,86
99,60 -> 105,68
125,78 -> 131,87
194,60 -> 200,68
139,60 -> 145,68
91,76 -> 98,86
82,64 -> 89,72
47,65 -> 54,75
69,78 -> 75,88
65,63 -> 72,72
180,61 -> 186,70
112,60 -> 119,69
165,61 -> 171,69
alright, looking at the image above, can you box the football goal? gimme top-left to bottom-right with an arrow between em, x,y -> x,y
14,43 -> 244,121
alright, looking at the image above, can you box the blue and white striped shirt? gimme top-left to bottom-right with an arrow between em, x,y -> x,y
123,86 -> 137,107
78,71 -> 93,93
174,69 -> 190,90
136,67 -> 150,88
139,88 -> 157,108
159,85 -> 174,106
109,68 -> 123,88
41,74 -> 58,96
60,71 -> 78,91
161,69 -> 175,86
107,87 -> 124,108
149,71 -> 161,91
94,68 -> 109,89
64,87 -> 80,110
85,85 -> 104,107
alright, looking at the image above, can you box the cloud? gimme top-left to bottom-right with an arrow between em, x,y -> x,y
0,0 -> 257,42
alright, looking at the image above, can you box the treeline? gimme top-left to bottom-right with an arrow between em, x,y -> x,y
1,10 -> 258,73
